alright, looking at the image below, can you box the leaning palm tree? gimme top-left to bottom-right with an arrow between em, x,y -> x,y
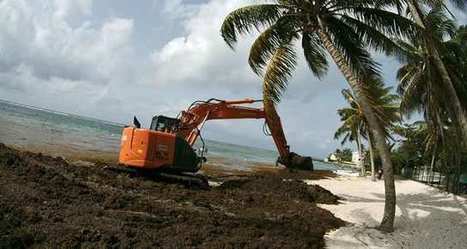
336,79 -> 400,180
398,19 -> 467,185
221,0 -> 415,231
396,8 -> 462,164
396,36 -> 448,152
443,25 -> 467,106
403,0 -> 467,139
365,80 -> 401,180
334,89 -> 366,176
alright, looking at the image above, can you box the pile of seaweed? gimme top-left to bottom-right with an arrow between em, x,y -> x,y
0,144 -> 344,249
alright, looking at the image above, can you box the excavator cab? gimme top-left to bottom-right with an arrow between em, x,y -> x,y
119,115 -> 202,173
150,116 -> 180,133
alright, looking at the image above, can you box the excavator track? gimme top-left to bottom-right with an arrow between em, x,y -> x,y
104,165 -> 210,190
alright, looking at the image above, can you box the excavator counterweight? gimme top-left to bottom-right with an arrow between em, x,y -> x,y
119,98 -> 313,175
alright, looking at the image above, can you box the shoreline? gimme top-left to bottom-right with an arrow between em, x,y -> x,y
4,141 -> 344,174
7,142 -> 338,180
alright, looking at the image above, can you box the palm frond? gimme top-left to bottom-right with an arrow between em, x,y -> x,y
340,15 -> 405,55
249,16 -> 298,75
350,6 -> 420,39
263,44 -> 297,103
423,7 -> 457,40
302,32 -> 329,79
324,16 -> 382,77
422,0 -> 466,10
221,4 -> 285,49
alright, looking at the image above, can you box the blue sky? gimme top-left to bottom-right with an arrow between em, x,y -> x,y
0,0 -> 466,158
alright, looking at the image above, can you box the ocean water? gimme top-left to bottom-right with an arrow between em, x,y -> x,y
0,99 -> 338,171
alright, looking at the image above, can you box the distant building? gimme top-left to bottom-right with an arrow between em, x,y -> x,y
352,151 -> 364,167
328,153 -> 338,162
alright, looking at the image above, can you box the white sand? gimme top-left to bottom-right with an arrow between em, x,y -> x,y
306,176 -> 467,249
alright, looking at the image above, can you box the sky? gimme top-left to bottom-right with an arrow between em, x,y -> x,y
0,0 -> 466,158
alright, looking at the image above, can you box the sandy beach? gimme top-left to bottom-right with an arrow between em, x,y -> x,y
308,176 -> 467,249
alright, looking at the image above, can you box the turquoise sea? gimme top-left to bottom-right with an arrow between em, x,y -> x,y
0,99 -> 340,171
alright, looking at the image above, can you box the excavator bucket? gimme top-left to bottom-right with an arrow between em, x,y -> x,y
289,153 -> 314,170
279,152 -> 314,171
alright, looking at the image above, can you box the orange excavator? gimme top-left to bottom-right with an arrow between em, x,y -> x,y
118,98 -> 313,185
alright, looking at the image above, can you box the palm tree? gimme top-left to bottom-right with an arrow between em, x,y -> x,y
220,0 -> 416,231
403,0 -> 467,139
336,79 -> 400,180
334,89 -> 366,176
397,10 -> 457,132
396,8 -> 463,167
443,25 -> 467,105
392,121 -> 439,178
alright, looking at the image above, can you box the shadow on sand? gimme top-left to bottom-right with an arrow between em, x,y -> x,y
327,182 -> 467,249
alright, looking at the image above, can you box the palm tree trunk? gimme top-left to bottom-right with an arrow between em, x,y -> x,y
407,0 -> 467,141
317,29 -> 396,232
455,162 -> 461,194
429,142 -> 437,184
356,129 -> 365,176
367,130 -> 376,181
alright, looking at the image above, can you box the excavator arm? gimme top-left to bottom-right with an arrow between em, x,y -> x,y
176,98 -> 313,169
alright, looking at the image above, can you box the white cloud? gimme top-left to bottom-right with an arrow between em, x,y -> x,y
0,0 -> 138,109
0,0 -> 135,82
53,0 -> 93,20
151,0 -> 258,89
159,0 -> 199,20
